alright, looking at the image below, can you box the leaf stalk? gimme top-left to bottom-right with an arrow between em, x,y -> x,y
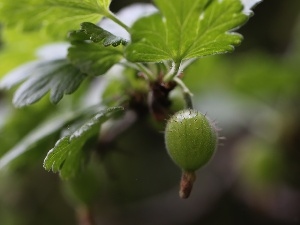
163,61 -> 181,82
105,11 -> 131,33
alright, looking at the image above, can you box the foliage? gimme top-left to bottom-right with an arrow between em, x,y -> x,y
125,0 -> 248,63
69,22 -> 128,46
1,59 -> 88,106
2,0 -> 288,224
0,0 -> 257,194
43,107 -> 123,179
0,0 -> 111,37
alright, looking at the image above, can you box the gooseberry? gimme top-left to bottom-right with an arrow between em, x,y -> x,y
165,109 -> 218,198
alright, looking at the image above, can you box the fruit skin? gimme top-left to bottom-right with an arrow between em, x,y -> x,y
165,109 -> 217,172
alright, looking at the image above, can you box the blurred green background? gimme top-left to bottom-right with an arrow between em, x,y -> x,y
1,0 -> 300,225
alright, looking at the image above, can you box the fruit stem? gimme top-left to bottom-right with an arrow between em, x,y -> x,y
173,77 -> 194,109
183,91 -> 193,109
76,205 -> 96,225
179,170 -> 196,199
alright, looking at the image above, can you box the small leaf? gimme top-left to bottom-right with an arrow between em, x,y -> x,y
0,0 -> 112,38
43,107 -> 124,179
1,59 -> 88,107
68,42 -> 123,76
69,22 -> 128,47
125,0 -> 249,63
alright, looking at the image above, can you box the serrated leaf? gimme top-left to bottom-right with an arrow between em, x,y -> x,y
125,0 -> 249,63
69,22 -> 128,47
0,61 -> 42,89
0,59 -> 88,107
0,0 -> 112,38
43,107 -> 124,179
68,42 -> 123,76
0,103 -> 113,169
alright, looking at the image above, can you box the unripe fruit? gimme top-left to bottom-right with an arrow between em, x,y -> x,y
165,109 -> 217,171
165,109 -> 218,198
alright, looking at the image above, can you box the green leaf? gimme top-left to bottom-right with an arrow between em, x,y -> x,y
125,0 -> 249,63
0,111 -> 75,169
69,22 -> 128,47
0,61 -> 42,89
68,42 -> 123,76
0,0 -> 112,38
0,59 -> 88,107
0,102 -> 113,169
43,107 -> 124,179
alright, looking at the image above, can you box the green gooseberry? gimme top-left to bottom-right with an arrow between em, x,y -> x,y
165,109 -> 218,171
165,109 -> 218,198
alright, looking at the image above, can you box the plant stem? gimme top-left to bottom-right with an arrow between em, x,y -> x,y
163,61 -> 181,82
76,205 -> 96,225
179,171 -> 196,199
136,63 -> 156,81
106,11 -> 130,33
173,77 -> 194,109
184,92 -> 194,109
180,58 -> 197,71
118,61 -> 155,81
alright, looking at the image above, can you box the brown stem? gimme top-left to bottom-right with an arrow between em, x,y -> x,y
179,171 -> 196,199
76,205 -> 96,225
